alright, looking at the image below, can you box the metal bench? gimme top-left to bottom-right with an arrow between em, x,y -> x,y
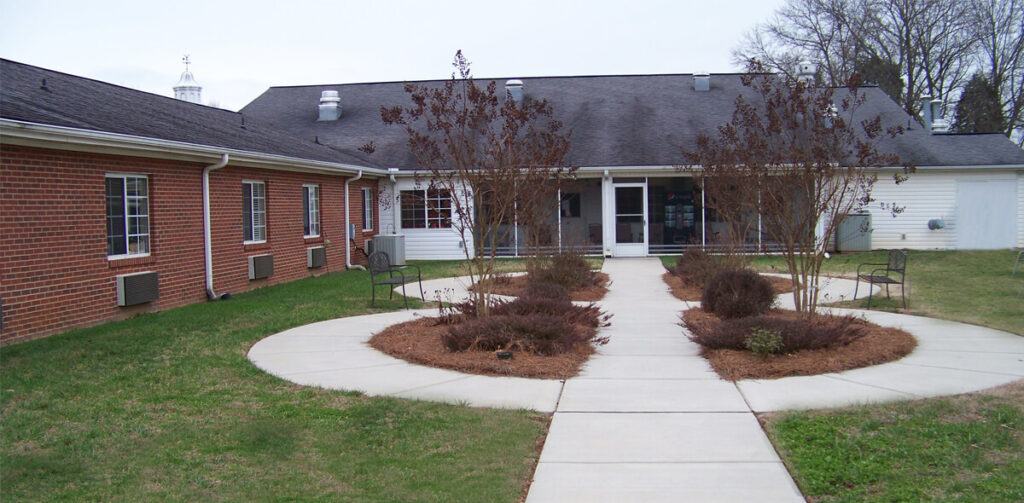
368,250 -> 423,308
853,249 -> 907,308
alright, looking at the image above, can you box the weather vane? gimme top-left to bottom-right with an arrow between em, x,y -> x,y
182,55 -> 191,72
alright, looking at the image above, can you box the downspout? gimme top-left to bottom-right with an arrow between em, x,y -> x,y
345,170 -> 366,270
203,154 -> 229,300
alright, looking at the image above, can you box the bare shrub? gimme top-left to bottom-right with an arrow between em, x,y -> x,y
443,313 -> 608,356
672,248 -> 728,287
684,312 -> 866,352
531,250 -> 598,290
701,269 -> 776,319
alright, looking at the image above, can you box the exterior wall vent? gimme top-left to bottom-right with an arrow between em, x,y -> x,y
307,246 -> 327,269
505,79 -> 524,103
116,271 -> 159,306
248,254 -> 274,280
317,90 -> 342,121
693,73 -> 710,91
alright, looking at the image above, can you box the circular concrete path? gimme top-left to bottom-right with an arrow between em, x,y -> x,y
247,264 -> 1024,413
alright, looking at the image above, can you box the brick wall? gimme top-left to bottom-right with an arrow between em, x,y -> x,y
1,145 -> 378,344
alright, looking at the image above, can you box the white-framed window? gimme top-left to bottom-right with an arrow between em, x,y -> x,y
361,187 -> 373,231
303,184 -> 320,237
105,174 -> 150,258
243,180 -> 267,243
400,188 -> 452,229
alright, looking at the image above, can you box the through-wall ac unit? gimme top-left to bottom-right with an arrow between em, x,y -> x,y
248,254 -> 274,280
307,246 -> 327,268
116,271 -> 159,306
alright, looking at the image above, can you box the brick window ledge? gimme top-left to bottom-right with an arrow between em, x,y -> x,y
108,255 -> 157,269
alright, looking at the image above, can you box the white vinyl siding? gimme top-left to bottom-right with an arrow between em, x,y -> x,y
867,169 -> 1021,250
243,181 -> 266,243
389,180 -> 474,260
105,174 -> 150,258
303,184 -> 320,237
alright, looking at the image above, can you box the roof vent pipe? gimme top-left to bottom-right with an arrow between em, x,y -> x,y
505,79 -> 524,103
318,90 -> 342,121
694,72 -> 710,92
920,94 -> 934,132
796,62 -> 816,84
929,99 -> 949,133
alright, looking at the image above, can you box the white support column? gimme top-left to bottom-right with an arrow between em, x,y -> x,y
556,187 -> 563,252
701,178 -> 707,249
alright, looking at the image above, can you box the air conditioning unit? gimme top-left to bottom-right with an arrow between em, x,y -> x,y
116,271 -> 159,306
369,235 -> 405,265
307,246 -> 327,268
248,254 -> 274,280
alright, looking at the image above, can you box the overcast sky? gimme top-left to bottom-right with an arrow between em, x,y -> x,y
1,0 -> 784,111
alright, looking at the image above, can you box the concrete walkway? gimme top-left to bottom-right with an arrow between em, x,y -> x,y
248,258 -> 1024,502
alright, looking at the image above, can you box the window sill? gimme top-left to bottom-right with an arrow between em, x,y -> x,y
243,241 -> 270,252
303,236 -> 324,245
108,255 -> 156,269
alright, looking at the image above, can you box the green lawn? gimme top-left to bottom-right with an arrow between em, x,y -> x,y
662,249 -> 1024,336
1,261 -> 545,502
663,249 -> 1024,502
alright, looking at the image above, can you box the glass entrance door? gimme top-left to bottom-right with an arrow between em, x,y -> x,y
613,184 -> 647,256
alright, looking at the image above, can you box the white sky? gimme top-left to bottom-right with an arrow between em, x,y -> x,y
1,0 -> 784,111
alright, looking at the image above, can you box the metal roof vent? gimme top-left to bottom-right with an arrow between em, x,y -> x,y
505,79 -> 524,103
317,90 -> 342,121
796,62 -> 816,84
929,99 -> 949,133
694,72 -> 710,92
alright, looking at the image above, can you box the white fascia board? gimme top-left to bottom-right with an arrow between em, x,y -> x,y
0,118 -> 387,177
576,165 -> 688,177
869,164 -> 1024,172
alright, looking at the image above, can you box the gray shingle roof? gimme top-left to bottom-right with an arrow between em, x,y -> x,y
241,73 -> 1024,169
1,59 -> 372,167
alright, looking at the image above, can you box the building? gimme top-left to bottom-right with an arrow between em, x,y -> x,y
1,59 -> 384,343
3,58 -> 1023,342
242,74 -> 1024,259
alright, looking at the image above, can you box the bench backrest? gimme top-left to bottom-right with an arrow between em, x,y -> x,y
368,251 -> 392,275
887,249 -> 907,273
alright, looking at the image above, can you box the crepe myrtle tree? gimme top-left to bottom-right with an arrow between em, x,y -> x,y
686,62 -> 914,314
378,51 -> 573,316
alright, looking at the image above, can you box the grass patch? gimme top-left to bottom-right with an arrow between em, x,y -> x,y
1,261 -> 546,502
762,381 -> 1024,502
662,250 -> 1023,336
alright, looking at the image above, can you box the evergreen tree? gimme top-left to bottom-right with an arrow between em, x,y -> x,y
953,73 -> 1006,134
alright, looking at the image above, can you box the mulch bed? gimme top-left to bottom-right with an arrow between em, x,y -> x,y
369,317 -> 593,379
682,308 -> 917,380
473,273 -> 610,302
663,271 -> 793,302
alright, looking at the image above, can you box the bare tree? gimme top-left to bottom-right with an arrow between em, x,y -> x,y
969,0 -> 1024,143
736,0 -> 977,119
380,51 -> 572,316
686,64 -> 913,315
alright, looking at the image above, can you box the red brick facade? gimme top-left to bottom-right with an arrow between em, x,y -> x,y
0,145 -> 378,344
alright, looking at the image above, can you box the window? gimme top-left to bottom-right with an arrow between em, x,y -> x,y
400,188 -> 451,229
361,187 -> 373,231
560,192 -> 581,218
303,184 -> 320,237
106,174 -> 150,257
243,181 -> 266,242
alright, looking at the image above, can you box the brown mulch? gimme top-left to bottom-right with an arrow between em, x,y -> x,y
663,271 -> 793,302
473,273 -> 610,302
368,317 -> 594,380
682,308 -> 917,380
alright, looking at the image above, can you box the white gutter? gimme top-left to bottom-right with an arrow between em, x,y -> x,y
203,154 -> 230,300
344,170 -> 366,270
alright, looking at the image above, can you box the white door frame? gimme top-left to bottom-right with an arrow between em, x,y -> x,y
610,182 -> 648,257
